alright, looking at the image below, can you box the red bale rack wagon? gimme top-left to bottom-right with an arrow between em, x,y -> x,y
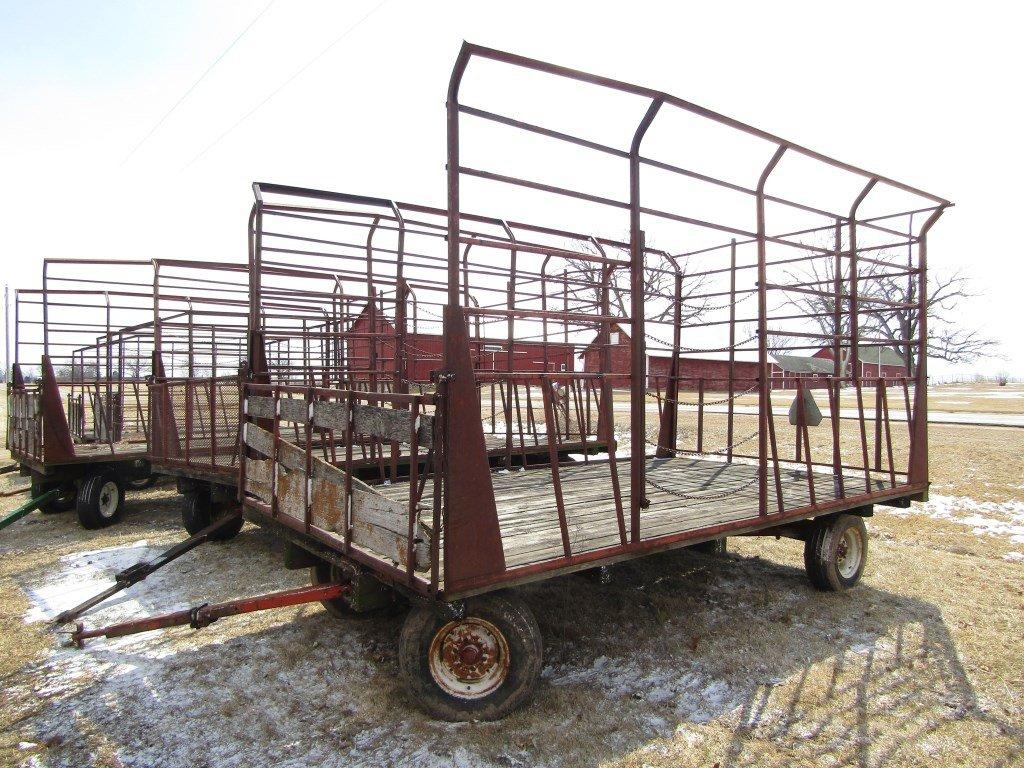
63,45 -> 950,724
7,259 -> 161,528
240,45 -> 949,720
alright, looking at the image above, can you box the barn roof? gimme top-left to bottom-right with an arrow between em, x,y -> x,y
817,345 -> 906,368
772,354 -> 834,375
856,346 -> 905,367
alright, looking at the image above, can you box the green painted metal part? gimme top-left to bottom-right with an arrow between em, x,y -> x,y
0,489 -> 59,531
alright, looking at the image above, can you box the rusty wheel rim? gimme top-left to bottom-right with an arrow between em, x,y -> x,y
836,528 -> 862,579
428,617 -> 510,700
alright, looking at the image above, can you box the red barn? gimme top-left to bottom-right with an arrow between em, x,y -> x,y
768,353 -> 833,390
814,345 -> 907,380
346,304 -> 575,383
582,325 -> 762,391
648,355 -> 760,392
581,328 -> 909,391
580,323 -> 633,388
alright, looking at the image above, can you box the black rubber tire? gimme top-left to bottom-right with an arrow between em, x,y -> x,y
804,514 -> 868,592
181,491 -> 243,541
310,562 -> 395,619
691,537 -> 727,555
31,481 -> 77,514
399,593 -> 543,721
125,474 -> 159,490
76,473 -> 124,529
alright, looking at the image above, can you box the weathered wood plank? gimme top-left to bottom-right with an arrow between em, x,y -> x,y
374,454 -> 879,575
311,400 -> 347,431
353,404 -> 414,444
310,475 -> 344,532
276,464 -> 306,520
279,397 -> 310,424
277,440 -> 307,474
243,422 -> 274,457
247,396 -> 275,419
244,457 -> 273,503
259,432 -> 431,571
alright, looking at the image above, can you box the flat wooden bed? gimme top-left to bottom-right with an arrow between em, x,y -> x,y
378,456 -> 889,571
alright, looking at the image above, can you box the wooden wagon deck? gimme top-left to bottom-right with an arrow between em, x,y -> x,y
377,456 -> 888,573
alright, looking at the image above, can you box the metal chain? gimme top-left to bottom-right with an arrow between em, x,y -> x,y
402,340 -> 442,359
645,470 -> 760,502
643,330 -> 759,354
643,427 -> 759,458
650,382 -> 759,407
415,305 -> 444,320
679,290 -> 756,312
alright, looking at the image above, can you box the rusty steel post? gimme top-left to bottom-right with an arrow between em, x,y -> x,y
726,239 -> 737,462
628,97 -> 662,541
756,146 -> 787,517
909,208 -> 945,492
849,179 -> 877,493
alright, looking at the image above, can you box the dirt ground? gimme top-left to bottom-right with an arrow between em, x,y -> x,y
1,393 -> 1022,767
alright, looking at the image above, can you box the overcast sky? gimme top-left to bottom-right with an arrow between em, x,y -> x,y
1,0 -> 1019,378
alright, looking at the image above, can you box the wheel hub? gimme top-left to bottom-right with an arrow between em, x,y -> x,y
429,617 -> 509,700
98,481 -> 119,518
836,528 -> 862,578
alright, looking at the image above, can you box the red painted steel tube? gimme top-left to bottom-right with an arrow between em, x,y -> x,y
541,381 -> 572,559
909,208 -> 945,489
756,147 -> 787,517
456,43 -> 949,205
71,583 -> 349,647
628,100 -> 662,539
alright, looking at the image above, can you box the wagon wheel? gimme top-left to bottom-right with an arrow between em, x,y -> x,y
804,514 -> 868,591
398,593 -> 542,721
76,472 -> 124,529
31,480 -> 77,514
125,474 -> 159,490
181,489 -> 243,541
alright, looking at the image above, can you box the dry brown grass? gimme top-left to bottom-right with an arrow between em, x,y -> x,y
613,381 -> 1024,417
0,398 -> 1022,767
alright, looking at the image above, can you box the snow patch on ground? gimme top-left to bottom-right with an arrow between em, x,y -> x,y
22,540 -> 163,625
931,388 -> 1024,399
15,533 -> 671,768
543,654 -> 738,724
892,494 -> 1024,543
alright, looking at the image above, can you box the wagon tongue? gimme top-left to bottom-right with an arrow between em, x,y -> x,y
65,583 -> 349,648
50,512 -> 244,627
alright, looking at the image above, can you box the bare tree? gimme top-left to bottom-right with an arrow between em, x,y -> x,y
782,242 -> 998,376
781,254 -> 854,377
862,267 -> 998,375
562,239 -> 709,325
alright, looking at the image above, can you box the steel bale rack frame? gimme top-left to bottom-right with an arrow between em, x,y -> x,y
60,44 -> 950,724
230,45 -> 950,721
6,259 -> 161,528
146,258 -> 252,539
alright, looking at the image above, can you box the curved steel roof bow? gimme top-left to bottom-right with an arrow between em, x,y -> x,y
445,43 -> 951,262
448,42 -> 951,207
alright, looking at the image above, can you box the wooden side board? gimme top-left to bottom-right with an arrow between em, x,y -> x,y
243,422 -> 430,571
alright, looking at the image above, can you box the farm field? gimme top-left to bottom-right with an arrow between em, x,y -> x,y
0,390 -> 1022,767
613,381 -> 1024,418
